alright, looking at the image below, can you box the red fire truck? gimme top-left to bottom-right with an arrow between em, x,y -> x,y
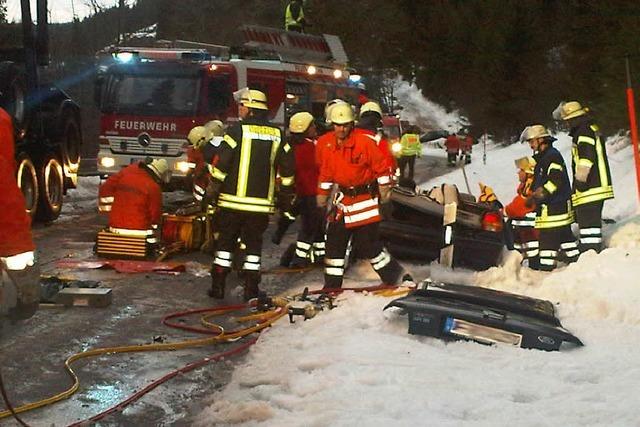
94,26 -> 358,185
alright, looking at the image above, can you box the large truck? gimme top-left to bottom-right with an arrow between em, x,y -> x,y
0,0 -> 83,222
93,25 -> 358,185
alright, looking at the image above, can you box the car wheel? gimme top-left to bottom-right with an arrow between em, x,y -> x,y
58,111 -> 82,188
36,155 -> 64,222
16,154 -> 39,219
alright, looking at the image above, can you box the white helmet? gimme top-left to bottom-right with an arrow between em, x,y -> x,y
552,101 -> 589,121
147,158 -> 171,183
330,103 -> 355,125
359,101 -> 383,118
289,112 -> 315,134
204,120 -> 225,137
324,98 -> 347,124
187,126 -> 213,150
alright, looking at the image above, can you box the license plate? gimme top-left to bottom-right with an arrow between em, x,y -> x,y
444,317 -> 522,346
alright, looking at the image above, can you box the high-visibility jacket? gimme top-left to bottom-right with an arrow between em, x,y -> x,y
0,108 -> 35,257
532,147 -> 574,229
318,130 -> 392,228
209,119 -> 295,214
285,1 -> 304,31
445,135 -> 461,153
569,120 -> 614,207
316,130 -> 336,168
356,127 -> 396,174
400,133 -> 422,157
292,136 -> 319,197
99,163 -> 162,231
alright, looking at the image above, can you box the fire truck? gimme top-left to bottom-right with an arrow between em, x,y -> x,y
94,26 -> 358,185
0,0 -> 83,222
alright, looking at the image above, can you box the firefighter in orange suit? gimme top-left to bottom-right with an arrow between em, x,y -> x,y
1,107 -> 40,322
98,158 -> 170,246
317,103 -> 404,289
504,156 -> 539,268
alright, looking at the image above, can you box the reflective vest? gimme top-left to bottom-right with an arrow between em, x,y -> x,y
318,130 -> 392,228
209,120 -> 295,214
532,147 -> 574,229
285,2 -> 304,30
399,133 -> 422,157
0,108 -> 35,257
570,122 -> 614,207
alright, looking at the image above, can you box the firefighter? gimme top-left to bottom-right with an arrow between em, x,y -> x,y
0,107 -> 40,322
444,132 -> 461,166
98,158 -> 170,248
317,103 -> 404,289
553,101 -> 614,254
186,126 -> 214,204
523,125 -> 579,271
284,111 -> 326,267
284,0 -> 306,32
398,125 -> 422,181
206,88 -> 295,300
460,133 -> 473,164
356,101 -> 397,177
504,156 -> 539,269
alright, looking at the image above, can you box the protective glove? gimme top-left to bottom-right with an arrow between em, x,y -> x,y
202,179 -> 223,211
277,186 -> 296,214
379,184 -> 393,204
316,193 -> 329,209
574,180 -> 589,192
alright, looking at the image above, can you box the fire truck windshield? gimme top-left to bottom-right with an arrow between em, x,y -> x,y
102,74 -> 199,116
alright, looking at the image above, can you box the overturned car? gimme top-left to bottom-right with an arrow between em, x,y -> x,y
379,184 -> 505,270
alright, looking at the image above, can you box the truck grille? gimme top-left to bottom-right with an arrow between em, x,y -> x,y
106,136 -> 184,156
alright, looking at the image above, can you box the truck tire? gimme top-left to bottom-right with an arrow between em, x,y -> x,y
16,154 -> 39,219
0,61 -> 26,126
58,111 -> 82,188
36,155 -> 64,222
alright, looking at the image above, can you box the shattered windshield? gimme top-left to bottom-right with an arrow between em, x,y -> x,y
103,75 -> 199,116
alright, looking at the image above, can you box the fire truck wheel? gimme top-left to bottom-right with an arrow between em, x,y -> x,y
16,153 -> 39,219
58,111 -> 82,188
36,155 -> 64,222
0,61 -> 26,125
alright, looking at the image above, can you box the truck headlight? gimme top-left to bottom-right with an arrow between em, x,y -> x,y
100,157 -> 116,168
175,161 -> 195,174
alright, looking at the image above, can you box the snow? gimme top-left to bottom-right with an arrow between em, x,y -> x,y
196,83 -> 640,426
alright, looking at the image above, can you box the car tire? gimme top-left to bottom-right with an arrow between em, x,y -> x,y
16,154 -> 39,219
58,110 -> 82,188
36,155 -> 64,222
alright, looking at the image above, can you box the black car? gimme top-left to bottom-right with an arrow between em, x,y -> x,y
379,185 -> 505,270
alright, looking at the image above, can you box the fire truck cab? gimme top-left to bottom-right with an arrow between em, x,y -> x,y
94,26 -> 358,186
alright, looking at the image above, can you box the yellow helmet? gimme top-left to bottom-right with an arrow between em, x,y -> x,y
514,156 -> 536,174
520,124 -> 551,142
234,87 -> 268,110
478,182 -> 497,203
148,158 -> 171,183
289,112 -> 314,134
553,101 -> 589,121
360,101 -> 383,117
204,120 -> 224,137
329,103 -> 355,125
324,98 -> 347,123
187,126 -> 213,149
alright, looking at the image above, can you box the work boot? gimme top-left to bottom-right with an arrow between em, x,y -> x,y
208,266 -> 228,299
243,271 -> 261,301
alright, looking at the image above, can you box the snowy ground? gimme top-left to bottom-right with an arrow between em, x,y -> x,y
195,102 -> 640,425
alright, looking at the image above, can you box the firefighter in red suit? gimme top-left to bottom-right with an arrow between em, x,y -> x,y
188,121 -> 225,205
0,107 -> 40,321
98,158 -> 170,245
445,132 -> 461,166
460,134 -> 473,164
504,156 -> 539,268
356,101 -> 397,177
317,103 -> 404,289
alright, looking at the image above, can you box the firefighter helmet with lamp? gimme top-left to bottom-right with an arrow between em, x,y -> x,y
360,101 -> 383,118
324,99 -> 348,124
552,101 -> 589,121
187,126 -> 213,150
289,112 -> 315,134
233,87 -> 268,110
329,103 -> 355,125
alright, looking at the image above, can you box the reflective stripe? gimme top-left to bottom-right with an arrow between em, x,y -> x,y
218,199 -> 273,213
146,237 -> 158,244
245,254 -> 261,263
560,242 -> 578,250
220,193 -> 272,206
283,143 -> 292,153
577,158 -> 593,168
243,261 -> 261,271
540,258 -> 555,266
194,184 -> 205,195
214,258 -> 232,268
344,208 -> 380,224
548,163 -> 563,172
525,249 -> 539,257
109,227 -> 153,236
342,197 -> 378,213
572,186 -> 614,206
194,193 -> 203,201
281,176 -> 295,186
325,267 -> 344,276
100,196 -> 114,203
580,227 -> 601,236
296,249 -> 309,258
535,204 -> 574,229
313,241 -> 325,249
544,181 -> 557,194
371,249 -> 391,270
522,241 -> 539,249
512,218 -> 535,226
539,250 -> 557,257
564,249 -> 581,258
216,251 -> 233,260
325,258 -> 345,267
320,182 -> 333,190
1,251 -> 35,270
99,205 -> 112,212
208,164 -> 227,181
580,237 -> 602,244
296,241 -> 312,250
284,211 -> 296,220
577,135 -> 596,145
223,134 -> 237,149
377,175 -> 391,185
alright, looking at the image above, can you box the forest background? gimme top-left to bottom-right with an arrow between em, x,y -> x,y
2,0 -> 640,143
